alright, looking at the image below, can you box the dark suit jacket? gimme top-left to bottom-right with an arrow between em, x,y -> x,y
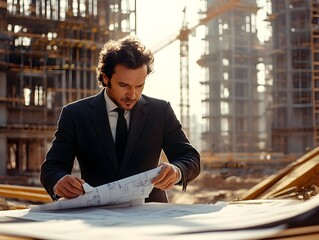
40,89 -> 201,202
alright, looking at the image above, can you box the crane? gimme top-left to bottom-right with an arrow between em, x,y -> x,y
151,0 -> 240,137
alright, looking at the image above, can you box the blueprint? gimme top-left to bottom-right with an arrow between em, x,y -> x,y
31,167 -> 161,211
1,196 -> 318,240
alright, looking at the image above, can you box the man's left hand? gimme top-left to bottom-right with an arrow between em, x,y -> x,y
152,162 -> 180,190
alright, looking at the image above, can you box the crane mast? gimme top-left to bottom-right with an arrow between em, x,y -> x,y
180,7 -> 190,136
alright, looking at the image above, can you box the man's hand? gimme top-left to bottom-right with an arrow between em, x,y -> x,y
53,175 -> 85,199
152,162 -> 181,190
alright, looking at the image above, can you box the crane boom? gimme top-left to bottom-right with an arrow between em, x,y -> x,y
152,0 -> 241,54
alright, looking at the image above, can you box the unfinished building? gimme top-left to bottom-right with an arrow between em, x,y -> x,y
0,0 -> 136,182
270,0 -> 318,155
198,0 -> 268,159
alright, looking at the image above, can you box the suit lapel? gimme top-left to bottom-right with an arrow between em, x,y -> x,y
120,96 -> 149,172
88,89 -> 119,172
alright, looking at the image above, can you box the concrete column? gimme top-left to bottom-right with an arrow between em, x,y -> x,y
18,141 -> 27,171
0,72 -> 7,175
28,141 -> 43,171
0,72 -> 7,125
0,136 -> 7,175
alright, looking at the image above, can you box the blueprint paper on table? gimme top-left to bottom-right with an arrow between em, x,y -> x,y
31,167 -> 161,211
3,196 -> 319,240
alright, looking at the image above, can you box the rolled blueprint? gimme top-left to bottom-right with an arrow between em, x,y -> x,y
31,167 -> 161,211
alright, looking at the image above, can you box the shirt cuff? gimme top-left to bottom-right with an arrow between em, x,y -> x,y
172,164 -> 182,184
52,184 -> 60,201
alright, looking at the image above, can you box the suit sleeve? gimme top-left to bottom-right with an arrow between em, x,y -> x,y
40,105 -> 77,199
162,102 -> 201,191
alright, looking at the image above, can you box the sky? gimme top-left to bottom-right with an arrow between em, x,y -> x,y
135,0 -> 204,119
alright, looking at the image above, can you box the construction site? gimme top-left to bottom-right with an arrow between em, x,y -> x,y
200,0 -> 319,160
0,0 -> 135,181
0,0 -> 318,214
0,0 -> 268,175
0,0 -> 319,239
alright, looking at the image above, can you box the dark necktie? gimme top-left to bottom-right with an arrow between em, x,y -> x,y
115,108 -> 128,165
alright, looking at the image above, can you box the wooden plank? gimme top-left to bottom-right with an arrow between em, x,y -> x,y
0,185 -> 51,203
260,225 -> 319,240
0,236 -> 33,240
260,155 -> 319,199
0,189 -> 51,203
241,147 -> 319,200
0,184 -> 47,194
270,186 -> 298,198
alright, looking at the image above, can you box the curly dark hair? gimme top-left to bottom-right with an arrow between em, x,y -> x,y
96,36 -> 154,87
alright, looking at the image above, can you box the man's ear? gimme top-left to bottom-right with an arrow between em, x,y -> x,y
102,73 -> 109,86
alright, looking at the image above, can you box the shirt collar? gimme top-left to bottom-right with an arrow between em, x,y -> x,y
104,89 -> 118,113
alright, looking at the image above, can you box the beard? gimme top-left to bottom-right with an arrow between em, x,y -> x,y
106,88 -> 137,110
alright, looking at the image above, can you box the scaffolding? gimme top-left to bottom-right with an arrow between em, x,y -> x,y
271,0 -> 313,155
311,0 -> 319,147
199,0 -> 265,156
0,0 -> 136,180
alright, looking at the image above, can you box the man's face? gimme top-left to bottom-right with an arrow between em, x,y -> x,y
103,64 -> 147,111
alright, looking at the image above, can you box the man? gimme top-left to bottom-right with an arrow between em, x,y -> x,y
40,36 -> 201,203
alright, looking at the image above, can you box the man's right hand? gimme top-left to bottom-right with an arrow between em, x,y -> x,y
53,175 -> 85,199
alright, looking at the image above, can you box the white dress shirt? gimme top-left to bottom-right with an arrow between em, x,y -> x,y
104,91 -> 130,142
